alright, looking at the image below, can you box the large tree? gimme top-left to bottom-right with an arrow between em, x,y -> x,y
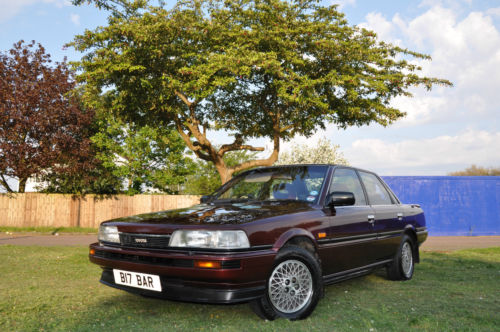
71,0 -> 451,183
0,41 -> 94,193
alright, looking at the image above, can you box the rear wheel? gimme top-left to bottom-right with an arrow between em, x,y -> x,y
250,245 -> 323,320
387,234 -> 415,280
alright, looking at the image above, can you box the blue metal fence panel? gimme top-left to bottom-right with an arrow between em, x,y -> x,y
381,176 -> 500,236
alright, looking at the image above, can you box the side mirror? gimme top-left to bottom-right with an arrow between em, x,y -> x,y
327,191 -> 355,207
200,195 -> 212,204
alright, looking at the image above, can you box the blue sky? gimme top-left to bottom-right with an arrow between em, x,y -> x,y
1,0 -> 499,186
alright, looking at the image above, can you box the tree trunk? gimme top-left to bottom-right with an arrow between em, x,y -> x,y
18,177 -> 28,193
214,159 -> 233,184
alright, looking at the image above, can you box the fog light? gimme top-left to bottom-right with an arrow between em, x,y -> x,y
194,260 -> 222,269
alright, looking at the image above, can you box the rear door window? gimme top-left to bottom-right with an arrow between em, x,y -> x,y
358,171 -> 393,205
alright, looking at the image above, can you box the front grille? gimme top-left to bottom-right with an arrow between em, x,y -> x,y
93,250 -> 241,269
94,250 -> 193,267
119,233 -> 171,249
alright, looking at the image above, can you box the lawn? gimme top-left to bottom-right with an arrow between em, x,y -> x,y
0,246 -> 499,331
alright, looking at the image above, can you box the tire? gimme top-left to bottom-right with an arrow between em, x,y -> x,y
249,296 -> 277,321
387,234 -> 415,281
250,245 -> 323,320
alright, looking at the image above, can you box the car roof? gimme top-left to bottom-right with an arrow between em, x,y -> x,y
250,164 -> 376,174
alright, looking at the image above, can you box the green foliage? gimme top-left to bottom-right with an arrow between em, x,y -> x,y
70,0 -> 452,182
448,165 -> 500,176
183,150 -> 257,195
39,160 -> 123,195
91,113 -> 196,194
276,137 -> 349,165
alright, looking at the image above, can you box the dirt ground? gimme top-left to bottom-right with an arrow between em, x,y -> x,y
0,233 -> 499,251
420,236 -> 500,251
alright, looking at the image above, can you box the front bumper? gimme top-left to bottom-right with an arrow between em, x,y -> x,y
89,242 -> 276,304
416,227 -> 428,245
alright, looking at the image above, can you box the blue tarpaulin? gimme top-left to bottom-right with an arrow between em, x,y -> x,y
382,176 -> 500,236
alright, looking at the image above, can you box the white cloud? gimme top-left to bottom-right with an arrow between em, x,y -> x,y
0,0 -> 70,22
333,0 -> 356,10
486,7 -> 500,17
358,12 -> 402,45
70,13 -> 80,26
345,130 -> 500,175
359,5 -> 500,128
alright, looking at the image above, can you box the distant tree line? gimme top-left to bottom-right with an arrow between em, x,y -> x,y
448,165 -> 500,176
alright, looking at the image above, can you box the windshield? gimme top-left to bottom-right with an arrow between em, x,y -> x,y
212,166 -> 328,204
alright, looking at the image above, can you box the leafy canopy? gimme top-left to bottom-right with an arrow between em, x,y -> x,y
71,0 -> 452,183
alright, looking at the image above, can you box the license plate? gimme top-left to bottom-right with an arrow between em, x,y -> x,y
113,269 -> 162,292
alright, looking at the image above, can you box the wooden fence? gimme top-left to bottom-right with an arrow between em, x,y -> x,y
0,193 -> 200,229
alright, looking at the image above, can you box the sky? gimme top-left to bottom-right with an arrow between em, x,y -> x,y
0,0 -> 499,182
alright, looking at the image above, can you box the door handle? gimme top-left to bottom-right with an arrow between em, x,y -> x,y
397,213 -> 403,221
367,215 -> 375,224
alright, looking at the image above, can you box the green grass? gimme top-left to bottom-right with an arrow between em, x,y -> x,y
0,246 -> 499,332
0,226 -> 97,234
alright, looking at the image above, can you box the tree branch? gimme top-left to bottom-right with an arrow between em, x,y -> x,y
280,123 -> 296,133
0,174 -> 14,193
174,117 -> 212,161
230,134 -> 279,174
174,90 -> 192,107
218,138 -> 265,156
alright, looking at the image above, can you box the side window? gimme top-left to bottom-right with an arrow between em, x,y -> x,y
329,168 -> 366,206
358,171 -> 393,205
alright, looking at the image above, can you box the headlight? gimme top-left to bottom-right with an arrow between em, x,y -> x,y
98,225 -> 120,243
169,230 -> 250,249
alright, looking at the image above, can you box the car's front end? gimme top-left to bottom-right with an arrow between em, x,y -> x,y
90,225 -> 277,303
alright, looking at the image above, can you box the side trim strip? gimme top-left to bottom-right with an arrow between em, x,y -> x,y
317,230 -> 403,246
317,233 -> 375,245
323,259 -> 393,285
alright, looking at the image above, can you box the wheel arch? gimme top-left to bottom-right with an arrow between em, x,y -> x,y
272,228 -> 318,253
403,225 -> 420,263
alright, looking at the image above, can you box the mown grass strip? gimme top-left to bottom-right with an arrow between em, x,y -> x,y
0,246 -> 499,331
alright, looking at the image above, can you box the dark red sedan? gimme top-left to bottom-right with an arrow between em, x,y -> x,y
89,165 -> 427,320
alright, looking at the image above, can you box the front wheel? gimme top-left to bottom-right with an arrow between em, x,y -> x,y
250,245 -> 323,320
387,234 -> 415,280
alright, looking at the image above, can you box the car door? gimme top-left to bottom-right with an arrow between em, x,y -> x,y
323,167 -> 376,274
358,171 -> 404,261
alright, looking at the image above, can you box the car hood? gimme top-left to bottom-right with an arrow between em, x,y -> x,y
105,200 -> 315,226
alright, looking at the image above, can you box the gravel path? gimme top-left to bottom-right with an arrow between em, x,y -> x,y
1,234 -> 499,250
0,234 -> 97,246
